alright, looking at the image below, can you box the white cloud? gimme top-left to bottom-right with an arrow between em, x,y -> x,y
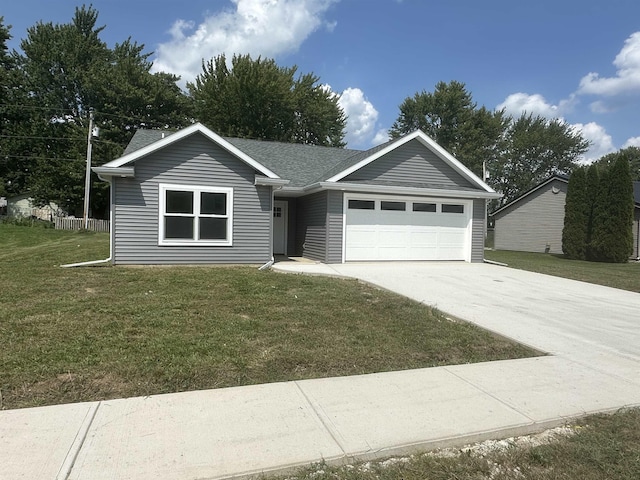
152,0 -> 338,84
372,129 -> 390,145
337,87 -> 380,148
496,92 -> 575,118
571,122 -> 616,162
578,32 -> 640,97
623,136 -> 640,148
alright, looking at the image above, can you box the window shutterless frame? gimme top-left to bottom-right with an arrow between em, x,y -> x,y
158,184 -> 233,246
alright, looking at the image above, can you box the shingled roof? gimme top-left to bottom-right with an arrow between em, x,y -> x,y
121,128 -> 363,187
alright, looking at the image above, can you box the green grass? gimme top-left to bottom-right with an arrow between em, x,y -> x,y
280,408 -> 640,480
0,224 -> 536,409
485,250 -> 640,293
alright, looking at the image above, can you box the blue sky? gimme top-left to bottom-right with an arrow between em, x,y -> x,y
3,0 -> 640,160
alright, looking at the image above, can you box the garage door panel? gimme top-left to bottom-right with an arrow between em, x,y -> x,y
346,211 -> 378,225
345,197 -> 470,262
439,213 -> 469,228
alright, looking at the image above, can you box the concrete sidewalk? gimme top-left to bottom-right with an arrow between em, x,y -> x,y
3,262 -> 640,480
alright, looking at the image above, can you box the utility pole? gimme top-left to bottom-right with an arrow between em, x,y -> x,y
83,110 -> 94,229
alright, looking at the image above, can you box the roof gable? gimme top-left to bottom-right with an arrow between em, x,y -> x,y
323,130 -> 495,193
101,123 -> 280,179
340,138 -> 477,189
492,175 -> 568,216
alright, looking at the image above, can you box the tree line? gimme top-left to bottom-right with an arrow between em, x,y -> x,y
1,5 -> 635,221
0,6 -> 344,215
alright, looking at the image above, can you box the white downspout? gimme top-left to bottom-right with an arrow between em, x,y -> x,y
259,184 -> 281,270
61,177 -> 114,268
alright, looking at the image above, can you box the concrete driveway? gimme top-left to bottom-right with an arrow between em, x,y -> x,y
275,261 -> 640,383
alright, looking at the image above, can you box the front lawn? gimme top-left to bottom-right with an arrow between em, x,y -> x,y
0,224 -> 536,409
485,250 -> 640,293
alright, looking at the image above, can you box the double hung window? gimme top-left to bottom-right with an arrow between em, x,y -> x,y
159,184 -> 233,246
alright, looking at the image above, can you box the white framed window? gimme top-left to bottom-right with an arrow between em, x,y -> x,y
158,184 -> 233,246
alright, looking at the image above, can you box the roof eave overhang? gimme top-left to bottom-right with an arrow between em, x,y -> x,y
302,181 -> 502,199
92,166 -> 135,181
254,175 -> 290,187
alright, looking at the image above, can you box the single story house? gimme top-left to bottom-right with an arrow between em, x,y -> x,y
492,176 -> 640,259
94,123 -> 500,265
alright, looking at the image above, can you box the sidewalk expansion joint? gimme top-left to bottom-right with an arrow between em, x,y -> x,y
293,381 -> 348,457
56,401 -> 101,480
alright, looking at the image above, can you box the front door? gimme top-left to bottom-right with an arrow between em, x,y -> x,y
273,200 -> 288,255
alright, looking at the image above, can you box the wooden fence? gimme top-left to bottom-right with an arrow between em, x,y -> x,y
55,217 -> 110,233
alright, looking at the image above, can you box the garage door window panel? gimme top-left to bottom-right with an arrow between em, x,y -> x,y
348,199 -> 375,210
381,201 -> 406,211
442,204 -> 465,214
413,202 -> 437,212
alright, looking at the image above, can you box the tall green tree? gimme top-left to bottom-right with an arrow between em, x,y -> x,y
589,156 -> 634,262
585,163 -> 600,257
0,17 -> 14,197
5,6 -> 190,215
596,146 -> 640,181
389,82 -> 588,205
0,17 -> 34,199
562,167 -> 588,259
491,114 -> 589,205
188,54 -> 346,147
389,81 -> 507,176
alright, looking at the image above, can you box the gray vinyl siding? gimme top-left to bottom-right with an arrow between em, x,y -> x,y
342,139 -> 476,189
471,199 -> 486,263
295,191 -> 328,261
326,190 -> 344,263
494,180 -> 567,254
112,134 -> 272,264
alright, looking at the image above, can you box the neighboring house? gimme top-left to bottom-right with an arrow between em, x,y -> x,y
492,176 -> 640,259
6,194 -> 62,221
94,123 -> 500,265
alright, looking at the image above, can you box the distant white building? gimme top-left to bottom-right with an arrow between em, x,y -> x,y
6,194 -> 63,221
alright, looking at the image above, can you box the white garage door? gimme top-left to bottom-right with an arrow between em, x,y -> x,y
345,196 -> 471,261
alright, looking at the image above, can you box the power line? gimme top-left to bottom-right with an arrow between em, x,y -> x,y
0,134 -> 84,141
0,134 -> 125,147
0,102 -> 177,125
0,154 -> 81,162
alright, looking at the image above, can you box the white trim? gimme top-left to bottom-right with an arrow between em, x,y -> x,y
92,166 -> 135,178
102,123 -> 280,179
311,181 -> 501,199
325,130 -> 496,194
158,183 -> 233,246
341,192 -> 473,263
